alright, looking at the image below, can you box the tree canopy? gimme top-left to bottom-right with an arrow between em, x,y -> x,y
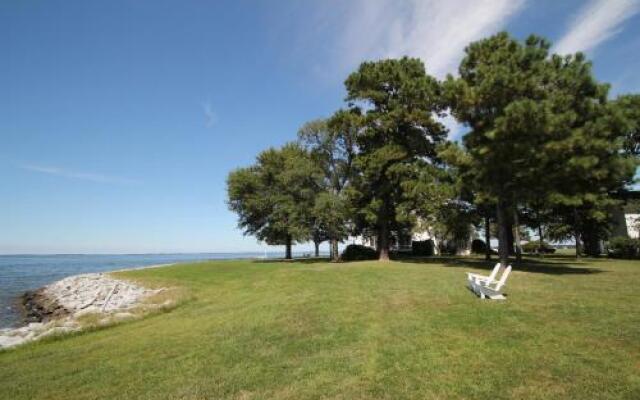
228,32 -> 638,263
446,32 -> 636,264
297,114 -> 358,260
227,143 -> 322,259
612,94 -> 640,156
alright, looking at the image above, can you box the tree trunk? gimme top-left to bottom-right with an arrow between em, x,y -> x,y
506,222 -> 515,256
378,218 -> 390,261
314,241 -> 320,258
484,215 -> 491,261
538,221 -> 544,258
496,199 -> 510,267
538,223 -> 543,244
573,208 -> 581,258
513,208 -> 522,262
330,239 -> 339,262
285,235 -> 292,260
582,224 -> 603,256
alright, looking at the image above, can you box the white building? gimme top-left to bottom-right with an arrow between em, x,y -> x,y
349,226 -> 473,255
624,214 -> 640,238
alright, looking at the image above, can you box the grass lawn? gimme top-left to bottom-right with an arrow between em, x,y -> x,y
1,256 -> 639,399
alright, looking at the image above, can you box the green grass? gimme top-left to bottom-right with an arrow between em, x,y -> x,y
1,256 -> 639,399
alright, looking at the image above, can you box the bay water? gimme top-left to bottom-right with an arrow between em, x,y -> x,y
0,252 -> 278,328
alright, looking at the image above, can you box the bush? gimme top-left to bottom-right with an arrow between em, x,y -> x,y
608,237 -> 640,259
522,241 -> 556,254
438,240 -> 459,255
471,239 -> 487,254
340,244 -> 378,261
411,240 -> 435,256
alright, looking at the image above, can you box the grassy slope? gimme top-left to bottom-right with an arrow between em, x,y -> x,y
1,256 -> 639,400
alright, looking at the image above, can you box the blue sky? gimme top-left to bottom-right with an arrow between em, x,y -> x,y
1,0 -> 639,254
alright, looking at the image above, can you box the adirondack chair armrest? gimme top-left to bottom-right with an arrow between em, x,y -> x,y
482,279 -> 509,292
467,272 -> 490,281
485,282 -> 501,290
468,275 -> 497,285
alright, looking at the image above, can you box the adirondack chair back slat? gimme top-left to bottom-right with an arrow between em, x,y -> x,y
487,263 -> 501,282
495,266 -> 512,291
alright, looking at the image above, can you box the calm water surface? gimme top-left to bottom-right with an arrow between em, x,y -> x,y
0,253 -> 276,328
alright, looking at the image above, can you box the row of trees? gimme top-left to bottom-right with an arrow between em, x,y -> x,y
228,32 -> 639,266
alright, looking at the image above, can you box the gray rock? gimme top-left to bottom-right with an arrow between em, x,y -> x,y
1,274 -> 164,349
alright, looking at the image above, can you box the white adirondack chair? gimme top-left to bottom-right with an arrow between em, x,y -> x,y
470,265 -> 512,300
466,263 -> 501,287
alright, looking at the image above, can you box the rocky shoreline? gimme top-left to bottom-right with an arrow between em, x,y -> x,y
0,272 -> 167,349
21,288 -> 69,324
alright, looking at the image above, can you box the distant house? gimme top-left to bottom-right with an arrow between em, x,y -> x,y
611,210 -> 640,239
610,190 -> 640,239
350,230 -> 422,252
625,214 -> 640,238
350,226 -> 471,255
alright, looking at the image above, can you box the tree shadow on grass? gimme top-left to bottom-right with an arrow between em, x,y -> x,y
252,257 -> 332,265
251,255 -> 605,275
394,255 -> 605,275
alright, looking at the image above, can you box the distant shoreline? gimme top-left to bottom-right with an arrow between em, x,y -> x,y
0,251 -> 326,256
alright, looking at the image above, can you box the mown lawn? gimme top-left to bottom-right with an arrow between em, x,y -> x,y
1,256 -> 639,399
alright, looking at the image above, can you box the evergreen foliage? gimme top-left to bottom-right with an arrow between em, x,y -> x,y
446,32 -> 636,263
343,57 -> 447,260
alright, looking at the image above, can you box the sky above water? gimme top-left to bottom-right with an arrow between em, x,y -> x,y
2,0 -> 640,254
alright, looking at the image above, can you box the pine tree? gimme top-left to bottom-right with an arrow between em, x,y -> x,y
448,33 -> 636,263
446,33 -> 554,266
343,57 -> 447,260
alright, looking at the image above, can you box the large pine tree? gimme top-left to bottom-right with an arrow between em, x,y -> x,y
343,57 -> 447,260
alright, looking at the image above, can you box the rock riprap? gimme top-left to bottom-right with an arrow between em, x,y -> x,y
0,273 -> 164,349
44,273 -> 161,315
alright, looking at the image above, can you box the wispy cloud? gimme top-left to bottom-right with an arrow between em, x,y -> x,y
202,101 -> 218,128
310,0 -> 527,79
300,0 -> 526,139
553,0 -> 640,55
19,164 -> 138,185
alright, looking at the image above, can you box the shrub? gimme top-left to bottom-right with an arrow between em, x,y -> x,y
340,244 -> 378,261
411,240 -> 435,256
608,237 -> 640,259
521,241 -> 536,253
471,239 -> 487,254
439,240 -> 459,255
522,241 -> 556,254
